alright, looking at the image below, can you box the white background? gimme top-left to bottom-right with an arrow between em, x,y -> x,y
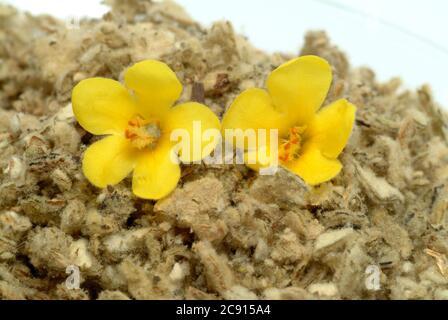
3,0 -> 448,108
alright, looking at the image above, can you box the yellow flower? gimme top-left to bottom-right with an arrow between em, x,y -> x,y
222,55 -> 356,185
72,60 -> 220,199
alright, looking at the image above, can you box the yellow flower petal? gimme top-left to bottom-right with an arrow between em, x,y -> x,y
124,60 -> 182,120
284,144 -> 342,185
82,135 -> 138,188
72,78 -> 137,135
305,99 -> 356,159
132,137 -> 181,200
221,88 -> 290,150
164,102 -> 221,163
267,55 -> 332,125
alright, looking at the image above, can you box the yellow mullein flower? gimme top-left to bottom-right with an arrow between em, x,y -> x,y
222,55 -> 356,185
72,60 -> 220,199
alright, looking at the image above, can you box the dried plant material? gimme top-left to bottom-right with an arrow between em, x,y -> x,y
247,167 -> 308,207
425,249 -> 448,279
154,176 -> 229,242
97,290 -> 131,300
308,282 -> 340,298
24,227 -> 74,274
429,185 -> 448,230
193,241 -> 234,294
102,228 -> 150,260
155,176 -> 228,218
117,259 -> 161,300
263,287 -> 311,300
314,228 -> 355,253
355,162 -> 404,203
371,209 -> 413,259
1,0 -> 448,300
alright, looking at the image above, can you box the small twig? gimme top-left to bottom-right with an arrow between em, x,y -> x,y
425,248 -> 448,278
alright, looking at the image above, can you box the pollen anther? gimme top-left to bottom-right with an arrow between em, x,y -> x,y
278,126 -> 306,163
125,115 -> 161,150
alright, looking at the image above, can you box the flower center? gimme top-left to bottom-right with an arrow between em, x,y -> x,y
278,126 -> 306,163
125,115 -> 161,150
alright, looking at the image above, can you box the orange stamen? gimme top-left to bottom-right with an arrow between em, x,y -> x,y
278,126 -> 306,163
124,115 -> 161,150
